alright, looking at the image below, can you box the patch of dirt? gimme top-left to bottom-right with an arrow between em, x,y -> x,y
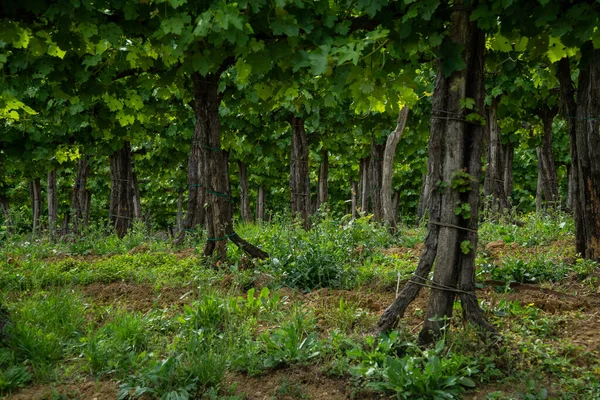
483,239 -> 575,264
82,282 -> 194,312
224,366 -> 383,399
480,282 -> 600,314
300,287 -> 428,331
381,244 -> 422,258
563,311 -> 600,353
8,379 -> 118,400
174,248 -> 198,259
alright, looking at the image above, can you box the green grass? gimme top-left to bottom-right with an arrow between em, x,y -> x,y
1,212 -> 599,399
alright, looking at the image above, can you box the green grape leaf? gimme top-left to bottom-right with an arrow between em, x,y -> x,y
490,34 -> 512,52
308,45 -> 329,75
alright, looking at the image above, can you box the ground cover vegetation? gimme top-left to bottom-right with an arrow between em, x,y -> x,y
2,0 -> 600,398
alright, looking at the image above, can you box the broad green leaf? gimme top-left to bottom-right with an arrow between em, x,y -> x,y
169,0 -> 187,8
235,58 -> 252,84
490,34 -> 512,52
308,45 -> 329,75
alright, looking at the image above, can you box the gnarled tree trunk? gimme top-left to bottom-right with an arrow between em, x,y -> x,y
47,170 -> 58,240
535,105 -> 559,211
71,157 -> 91,234
483,97 -> 508,215
30,178 -> 42,234
557,57 -> 585,256
382,106 -> 409,230
378,3 -> 497,344
192,73 -> 267,260
417,172 -> 432,222
359,157 -> 370,214
290,116 -> 311,229
256,185 -> 266,222
351,179 -> 358,218
109,142 -> 135,238
177,107 -> 207,242
369,142 -> 385,221
572,46 -> 600,260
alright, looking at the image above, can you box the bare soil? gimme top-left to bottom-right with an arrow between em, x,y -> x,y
82,281 -> 195,312
7,379 -> 118,400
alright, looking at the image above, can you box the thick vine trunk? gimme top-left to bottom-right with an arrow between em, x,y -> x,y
71,157 -> 90,234
30,178 -> 42,234
378,4 -> 496,344
290,116 -> 311,229
503,142 -> 514,199
180,107 -> 207,238
359,157 -> 370,214
417,172 -> 432,222
536,106 -> 559,211
392,192 -> 400,223
557,57 -> 585,256
317,150 -> 329,209
369,142 -> 385,221
109,143 -> 135,238
351,180 -> 358,218
192,73 -> 267,260
483,97 -> 508,215
256,185 -> 266,222
567,164 -> 575,211
382,107 -> 409,230
47,170 -> 58,239
535,149 -> 543,213
573,46 -> 600,260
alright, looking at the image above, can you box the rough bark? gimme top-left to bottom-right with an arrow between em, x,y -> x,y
392,192 -> 400,223
238,160 -> 253,223
71,157 -> 91,234
256,185 -> 266,222
359,157 -> 370,214
290,116 -> 311,229
369,142 -> 385,221
417,172 -> 432,222
30,178 -> 42,234
483,97 -> 509,215
192,73 -> 267,260
47,170 -> 58,239
351,180 -> 358,218
109,142 -> 135,238
535,148 -> 544,213
557,57 -> 585,256
382,106 -> 409,230
567,164 -> 575,211
573,46 -> 600,260
317,150 -> 329,209
378,3 -> 497,344
535,105 -> 560,211
178,104 -> 207,240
